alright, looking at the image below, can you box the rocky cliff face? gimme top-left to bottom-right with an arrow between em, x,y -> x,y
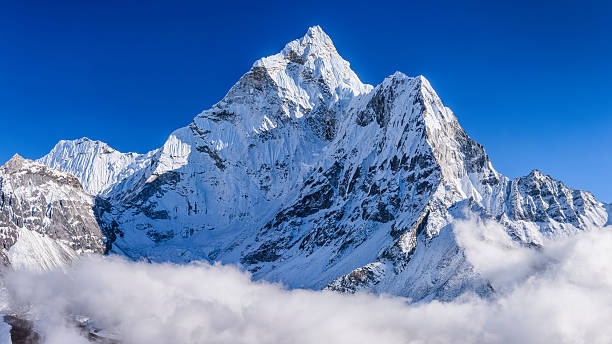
0,155 -> 104,270
38,26 -> 609,300
500,170 -> 607,242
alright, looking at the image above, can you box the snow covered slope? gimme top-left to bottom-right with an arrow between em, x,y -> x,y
39,26 -> 609,300
39,138 -> 157,196
0,155 -> 104,270
88,25 -> 374,263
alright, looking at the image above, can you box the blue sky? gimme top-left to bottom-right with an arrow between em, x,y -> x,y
1,1 -> 611,201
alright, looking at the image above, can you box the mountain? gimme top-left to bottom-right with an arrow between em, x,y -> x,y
40,137 -> 157,196
0,155 -> 104,271
38,26 -> 609,300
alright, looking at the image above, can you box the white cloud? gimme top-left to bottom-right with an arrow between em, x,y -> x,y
453,218 -> 547,291
2,219 -> 612,344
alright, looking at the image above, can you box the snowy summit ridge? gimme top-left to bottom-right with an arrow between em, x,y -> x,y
40,137 -> 157,196
253,25 -> 370,100
205,25 -> 371,140
32,26 -> 610,301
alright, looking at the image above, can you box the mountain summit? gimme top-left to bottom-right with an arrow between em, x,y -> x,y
37,26 -> 609,300
205,25 -> 371,141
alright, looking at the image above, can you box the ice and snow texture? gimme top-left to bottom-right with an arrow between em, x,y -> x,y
7,227 -> 78,272
3,220 -> 612,344
39,138 -> 157,196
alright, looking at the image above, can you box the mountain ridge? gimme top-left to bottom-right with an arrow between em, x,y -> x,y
33,26 -> 609,300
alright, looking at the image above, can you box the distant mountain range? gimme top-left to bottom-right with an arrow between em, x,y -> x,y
1,26 -> 609,301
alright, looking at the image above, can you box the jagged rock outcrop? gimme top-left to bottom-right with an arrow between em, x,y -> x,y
500,169 -> 608,243
38,26 -> 609,300
0,155 -> 104,270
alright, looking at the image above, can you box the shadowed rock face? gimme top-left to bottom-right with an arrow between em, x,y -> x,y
3,315 -> 40,344
0,155 -> 104,270
2,315 -> 119,344
38,27 -> 609,301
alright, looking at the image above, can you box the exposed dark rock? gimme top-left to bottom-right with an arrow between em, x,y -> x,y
196,145 -> 226,170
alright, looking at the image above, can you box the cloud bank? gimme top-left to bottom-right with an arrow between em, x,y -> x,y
2,219 -> 612,344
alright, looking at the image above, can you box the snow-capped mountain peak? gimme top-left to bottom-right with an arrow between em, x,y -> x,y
39,138 -> 157,196
203,26 -> 371,141
257,25 -> 339,67
35,26 -> 609,303
3,153 -> 26,170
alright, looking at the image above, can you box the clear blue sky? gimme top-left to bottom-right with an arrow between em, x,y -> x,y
1,1 -> 611,201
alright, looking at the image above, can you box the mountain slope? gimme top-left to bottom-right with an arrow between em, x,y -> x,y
87,25 -> 373,262
39,137 -> 157,196
0,155 -> 104,270
39,26 -> 609,300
